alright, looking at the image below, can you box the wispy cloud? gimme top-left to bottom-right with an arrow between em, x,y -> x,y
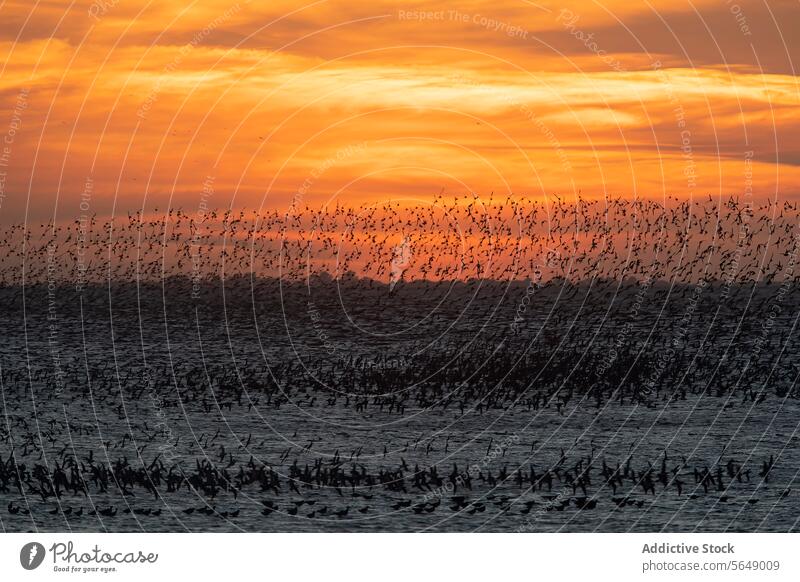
0,0 -> 797,220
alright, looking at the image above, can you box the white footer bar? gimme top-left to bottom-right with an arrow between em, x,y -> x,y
1,533 -> 796,581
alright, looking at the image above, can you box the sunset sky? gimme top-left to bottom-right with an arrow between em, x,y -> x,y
0,0 -> 798,221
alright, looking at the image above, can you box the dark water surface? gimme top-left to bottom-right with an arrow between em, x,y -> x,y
1,279 -> 799,532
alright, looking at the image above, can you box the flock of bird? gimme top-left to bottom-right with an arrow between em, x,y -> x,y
1,195 -> 800,531
0,196 -> 799,286
0,419 -> 786,528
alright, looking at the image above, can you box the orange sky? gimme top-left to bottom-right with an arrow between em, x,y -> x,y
0,0 -> 798,221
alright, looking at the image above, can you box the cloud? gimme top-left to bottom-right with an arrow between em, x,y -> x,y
0,0 -> 797,221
